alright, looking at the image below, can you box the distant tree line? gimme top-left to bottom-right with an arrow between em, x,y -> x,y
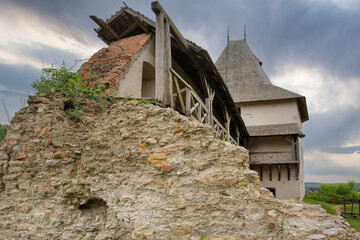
306,181 -> 359,203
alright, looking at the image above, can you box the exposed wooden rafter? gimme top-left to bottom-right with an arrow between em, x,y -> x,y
151,1 -> 200,68
90,16 -> 120,41
134,17 -> 150,33
118,21 -> 139,38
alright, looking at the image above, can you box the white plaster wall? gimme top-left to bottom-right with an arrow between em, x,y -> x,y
250,136 -> 292,152
238,99 -> 301,127
298,137 -> 305,199
253,164 -> 302,200
115,37 -> 155,98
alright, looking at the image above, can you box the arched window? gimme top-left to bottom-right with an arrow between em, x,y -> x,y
141,62 -> 155,99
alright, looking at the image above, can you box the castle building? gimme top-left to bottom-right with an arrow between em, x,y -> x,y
216,39 -> 309,200
79,2 -> 248,147
80,1 -> 309,200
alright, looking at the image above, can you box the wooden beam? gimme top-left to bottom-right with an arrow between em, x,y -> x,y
90,16 -> 120,41
134,17 -> 149,33
278,165 -> 281,181
225,108 -> 231,142
151,1 -> 199,67
235,126 -> 240,145
296,163 -> 299,180
119,21 -> 139,38
163,19 -> 171,105
186,88 -> 191,115
173,76 -> 185,113
199,70 -> 209,98
154,11 -> 164,101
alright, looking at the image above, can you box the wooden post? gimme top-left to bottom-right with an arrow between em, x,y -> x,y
269,164 -> 272,181
186,88 -> 191,115
225,108 -> 231,142
236,126 -> 240,146
294,136 -> 299,161
205,87 -> 215,126
278,165 -> 281,181
163,18 -> 171,105
296,163 -> 299,180
154,11 -> 164,102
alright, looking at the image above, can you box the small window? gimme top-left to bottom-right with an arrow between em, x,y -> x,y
267,188 -> 276,197
237,107 -> 241,115
141,62 -> 155,99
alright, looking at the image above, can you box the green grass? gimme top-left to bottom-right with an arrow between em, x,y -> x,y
344,217 -> 360,232
303,196 -> 360,232
303,196 -> 337,215
346,203 -> 360,213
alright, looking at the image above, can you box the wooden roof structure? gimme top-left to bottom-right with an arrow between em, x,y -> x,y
90,1 -> 248,144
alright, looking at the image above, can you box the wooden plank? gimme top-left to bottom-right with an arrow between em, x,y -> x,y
197,103 -> 202,121
119,21 -> 139,38
190,102 -> 199,115
278,165 -> 281,181
236,126 -> 240,145
225,108 -> 231,141
173,76 -> 185,112
90,16 -> 120,41
134,17 -> 149,33
296,163 -> 299,180
170,73 -> 175,108
170,68 -> 193,89
155,11 -> 164,101
186,88 -> 191,115
163,19 -> 171,105
151,1 -> 200,68
199,70 -> 209,98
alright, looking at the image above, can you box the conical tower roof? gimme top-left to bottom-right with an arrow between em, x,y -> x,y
215,40 -> 309,122
216,40 -> 271,87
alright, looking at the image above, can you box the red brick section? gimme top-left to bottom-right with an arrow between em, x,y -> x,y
78,33 -> 152,96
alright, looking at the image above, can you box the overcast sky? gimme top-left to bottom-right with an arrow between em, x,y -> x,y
1,0 -> 359,183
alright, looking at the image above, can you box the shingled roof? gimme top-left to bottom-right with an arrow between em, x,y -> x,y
247,123 -> 305,138
215,40 -> 309,122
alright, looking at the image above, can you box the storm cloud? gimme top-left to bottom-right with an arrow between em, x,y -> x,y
0,0 -> 359,182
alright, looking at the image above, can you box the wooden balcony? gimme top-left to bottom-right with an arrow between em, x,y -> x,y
170,68 -> 238,145
249,151 -> 298,165
249,151 -> 299,180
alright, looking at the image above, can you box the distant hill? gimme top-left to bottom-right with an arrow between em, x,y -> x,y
305,182 -> 360,194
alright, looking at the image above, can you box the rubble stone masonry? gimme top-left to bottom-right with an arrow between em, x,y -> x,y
0,93 -> 359,239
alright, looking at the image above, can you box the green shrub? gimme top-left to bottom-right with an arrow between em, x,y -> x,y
0,124 -> 7,142
140,98 -> 153,104
31,64 -> 110,121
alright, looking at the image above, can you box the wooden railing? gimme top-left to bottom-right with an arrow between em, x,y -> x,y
342,196 -> 360,219
249,151 -> 297,164
170,68 -> 238,145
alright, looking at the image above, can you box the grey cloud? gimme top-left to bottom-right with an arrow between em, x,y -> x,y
305,158 -> 360,177
0,64 -> 39,92
303,109 -> 360,152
